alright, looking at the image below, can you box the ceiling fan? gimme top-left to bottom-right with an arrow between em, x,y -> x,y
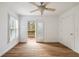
30,2 -> 56,15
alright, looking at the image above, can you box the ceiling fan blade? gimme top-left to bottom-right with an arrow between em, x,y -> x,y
45,8 -> 56,11
30,9 -> 39,13
30,2 -> 39,7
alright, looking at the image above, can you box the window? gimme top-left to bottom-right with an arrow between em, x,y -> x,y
8,14 -> 18,42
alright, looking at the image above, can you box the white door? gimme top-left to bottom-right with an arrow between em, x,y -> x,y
36,22 -> 44,42
75,16 -> 79,52
74,6 -> 79,52
62,16 -> 74,50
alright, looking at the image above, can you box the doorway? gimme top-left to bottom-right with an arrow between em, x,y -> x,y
27,21 -> 36,42
27,20 -> 44,43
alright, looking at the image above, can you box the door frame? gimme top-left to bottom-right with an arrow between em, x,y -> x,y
27,20 -> 37,39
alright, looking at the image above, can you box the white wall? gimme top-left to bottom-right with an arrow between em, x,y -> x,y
19,15 -> 59,42
0,3 -> 19,56
59,4 -> 79,53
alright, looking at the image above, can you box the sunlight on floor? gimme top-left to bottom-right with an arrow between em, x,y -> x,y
26,38 -> 41,49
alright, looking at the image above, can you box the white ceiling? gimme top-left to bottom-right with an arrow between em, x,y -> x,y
3,2 -> 79,16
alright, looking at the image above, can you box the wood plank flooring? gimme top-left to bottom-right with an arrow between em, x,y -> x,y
3,38 -> 79,57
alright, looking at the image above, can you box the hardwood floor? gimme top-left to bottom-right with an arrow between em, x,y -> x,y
3,38 -> 79,57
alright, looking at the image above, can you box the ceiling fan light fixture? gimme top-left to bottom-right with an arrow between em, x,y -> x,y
30,2 -> 56,15
40,2 -> 44,5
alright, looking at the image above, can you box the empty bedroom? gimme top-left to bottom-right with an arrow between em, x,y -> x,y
0,2 -> 79,57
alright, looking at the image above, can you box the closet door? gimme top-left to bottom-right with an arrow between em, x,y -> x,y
74,6 -> 79,52
62,16 -> 75,50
